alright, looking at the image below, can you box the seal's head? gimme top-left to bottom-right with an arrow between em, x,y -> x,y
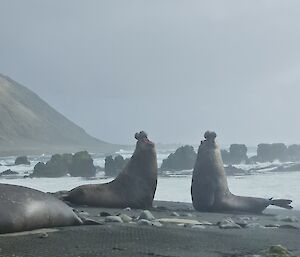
200,131 -> 218,150
204,131 -> 217,142
135,131 -> 155,151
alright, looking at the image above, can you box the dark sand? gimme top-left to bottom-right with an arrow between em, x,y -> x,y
0,201 -> 299,257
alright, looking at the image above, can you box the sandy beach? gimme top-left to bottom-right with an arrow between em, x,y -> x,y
0,201 -> 299,257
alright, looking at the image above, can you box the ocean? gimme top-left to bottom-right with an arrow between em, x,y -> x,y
1,148 -> 299,210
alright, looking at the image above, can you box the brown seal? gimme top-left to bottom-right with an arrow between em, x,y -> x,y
191,131 -> 293,213
64,131 -> 158,209
0,184 -> 82,234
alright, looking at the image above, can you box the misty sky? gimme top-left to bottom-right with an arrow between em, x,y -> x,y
0,0 -> 300,145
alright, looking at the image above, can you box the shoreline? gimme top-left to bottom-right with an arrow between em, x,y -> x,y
0,201 -> 299,257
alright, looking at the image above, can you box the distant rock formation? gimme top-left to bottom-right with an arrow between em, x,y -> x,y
221,144 -> 248,164
14,156 -> 30,165
0,73 -> 120,156
223,143 -> 300,164
160,145 -> 197,171
69,151 -> 96,177
256,143 -> 288,162
287,145 -> 300,161
31,151 -> 96,177
0,169 -> 18,176
104,155 -> 129,177
31,154 -> 70,177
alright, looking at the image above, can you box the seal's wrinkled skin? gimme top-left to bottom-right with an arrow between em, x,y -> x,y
191,131 -> 293,213
0,184 -> 82,234
64,131 -> 158,209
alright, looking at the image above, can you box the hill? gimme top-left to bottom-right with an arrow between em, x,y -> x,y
0,73 -> 120,156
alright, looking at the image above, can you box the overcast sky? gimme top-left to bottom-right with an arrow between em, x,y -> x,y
0,0 -> 300,145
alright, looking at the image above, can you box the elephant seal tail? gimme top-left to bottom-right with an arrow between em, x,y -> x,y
270,198 -> 293,209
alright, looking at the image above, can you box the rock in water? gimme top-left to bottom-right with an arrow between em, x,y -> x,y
160,145 -> 197,171
69,151 -> 96,177
15,156 -> 30,165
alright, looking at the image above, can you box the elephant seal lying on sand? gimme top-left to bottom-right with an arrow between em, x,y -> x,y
191,131 -> 293,214
63,131 -> 158,209
0,184 -> 82,234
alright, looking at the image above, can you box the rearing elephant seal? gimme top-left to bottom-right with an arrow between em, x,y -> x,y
64,131 -> 158,209
0,184 -> 82,234
191,131 -> 293,214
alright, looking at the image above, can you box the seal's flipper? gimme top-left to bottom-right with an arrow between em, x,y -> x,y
270,199 -> 293,209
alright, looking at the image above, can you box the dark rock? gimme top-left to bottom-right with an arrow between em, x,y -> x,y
14,156 -> 30,165
61,153 -> 73,168
221,144 -> 248,164
31,162 -> 48,177
229,144 -> 248,164
0,169 -> 18,176
69,151 -> 96,177
160,145 -> 197,171
38,232 -> 49,239
31,154 -> 70,177
287,144 -> 300,161
221,150 -> 231,164
257,143 -> 288,162
104,155 -> 129,177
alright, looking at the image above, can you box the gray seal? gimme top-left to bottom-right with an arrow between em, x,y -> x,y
64,131 -> 158,209
191,131 -> 293,213
0,184 -> 82,234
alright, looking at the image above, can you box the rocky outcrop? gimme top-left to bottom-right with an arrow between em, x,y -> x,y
31,151 -> 96,177
221,144 -> 248,164
69,151 -> 96,177
31,154 -> 70,177
287,144 -> 300,161
14,156 -> 30,165
0,169 -> 18,176
257,143 -> 288,162
104,155 -> 129,177
160,145 -> 197,171
229,144 -> 248,164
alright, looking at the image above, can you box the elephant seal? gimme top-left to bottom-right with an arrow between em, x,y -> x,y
64,131 -> 158,209
191,131 -> 293,214
0,184 -> 82,234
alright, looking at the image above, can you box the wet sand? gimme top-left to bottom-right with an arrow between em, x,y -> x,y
0,201 -> 299,257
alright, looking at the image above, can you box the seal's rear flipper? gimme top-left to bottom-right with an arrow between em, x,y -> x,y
270,198 -> 293,209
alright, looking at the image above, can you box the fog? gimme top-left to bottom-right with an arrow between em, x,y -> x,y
1,0 -> 300,145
